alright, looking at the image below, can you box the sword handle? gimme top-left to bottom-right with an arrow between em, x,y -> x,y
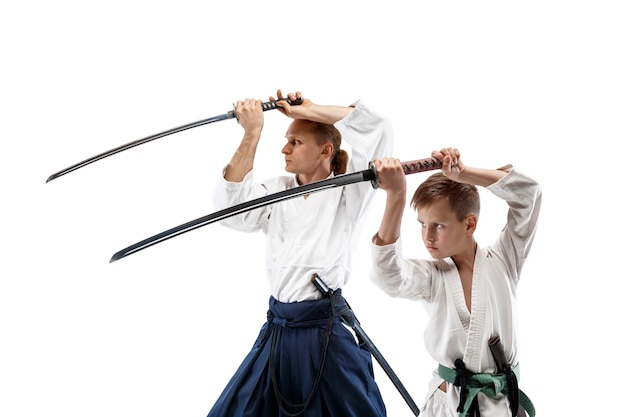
228,97 -> 303,119
262,97 -> 303,111
401,157 -> 443,175
368,157 -> 443,189
311,273 -> 332,296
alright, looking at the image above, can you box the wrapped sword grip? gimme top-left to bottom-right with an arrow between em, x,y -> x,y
262,97 -> 303,111
368,157 -> 443,189
229,97 -> 303,119
402,158 -> 443,175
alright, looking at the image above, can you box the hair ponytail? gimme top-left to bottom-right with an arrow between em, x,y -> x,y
332,150 -> 349,175
312,122 -> 347,175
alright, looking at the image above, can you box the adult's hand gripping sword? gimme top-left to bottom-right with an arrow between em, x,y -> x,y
110,157 -> 443,263
45,98 -> 302,183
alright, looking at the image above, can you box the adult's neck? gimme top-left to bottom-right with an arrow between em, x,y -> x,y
296,169 -> 332,185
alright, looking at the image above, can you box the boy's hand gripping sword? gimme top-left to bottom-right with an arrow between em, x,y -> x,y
109,157 -> 442,263
45,98 -> 302,183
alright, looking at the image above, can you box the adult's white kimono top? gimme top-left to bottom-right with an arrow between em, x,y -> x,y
213,101 -> 394,303
370,168 -> 541,417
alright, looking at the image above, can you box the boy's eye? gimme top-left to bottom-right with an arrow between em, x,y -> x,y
419,222 -> 443,229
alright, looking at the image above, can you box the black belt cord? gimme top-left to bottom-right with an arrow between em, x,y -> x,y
453,359 -> 481,417
453,357 -> 523,417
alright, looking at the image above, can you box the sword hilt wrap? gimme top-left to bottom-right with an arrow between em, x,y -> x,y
229,97 -> 304,120
402,157 -> 444,175
262,97 -> 303,111
368,157 -> 444,189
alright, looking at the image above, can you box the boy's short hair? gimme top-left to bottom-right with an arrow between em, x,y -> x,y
410,172 -> 480,221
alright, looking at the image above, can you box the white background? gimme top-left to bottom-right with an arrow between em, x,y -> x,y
2,1 -> 625,416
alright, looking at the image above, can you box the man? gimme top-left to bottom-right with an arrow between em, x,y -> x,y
208,89 -> 394,417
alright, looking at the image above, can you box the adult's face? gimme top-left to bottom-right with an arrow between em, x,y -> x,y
282,120 -> 331,184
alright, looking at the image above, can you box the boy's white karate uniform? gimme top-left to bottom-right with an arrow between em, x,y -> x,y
371,168 -> 542,417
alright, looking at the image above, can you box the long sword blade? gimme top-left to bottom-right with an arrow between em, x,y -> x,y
110,157 -> 442,263
311,274 -> 421,415
352,321 -> 420,415
46,98 -> 301,183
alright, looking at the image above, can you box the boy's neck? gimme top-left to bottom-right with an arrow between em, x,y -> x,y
451,241 -> 478,272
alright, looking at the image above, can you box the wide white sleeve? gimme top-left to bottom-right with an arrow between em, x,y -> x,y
334,100 -> 395,219
211,168 -> 271,232
334,100 -> 395,170
370,236 -> 433,301
487,167 -> 542,281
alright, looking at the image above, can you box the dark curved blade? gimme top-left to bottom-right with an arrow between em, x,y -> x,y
109,157 -> 442,263
46,114 -> 229,183
46,98 -> 302,183
110,168 -> 377,263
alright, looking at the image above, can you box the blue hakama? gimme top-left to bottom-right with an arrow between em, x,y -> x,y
207,292 -> 386,417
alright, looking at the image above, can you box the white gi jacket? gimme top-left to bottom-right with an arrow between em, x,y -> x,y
370,168 -> 541,416
213,101 -> 394,303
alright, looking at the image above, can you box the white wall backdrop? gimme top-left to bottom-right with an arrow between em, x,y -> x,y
2,1 -> 624,416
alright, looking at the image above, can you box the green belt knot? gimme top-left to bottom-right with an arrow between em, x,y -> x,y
438,361 -> 535,417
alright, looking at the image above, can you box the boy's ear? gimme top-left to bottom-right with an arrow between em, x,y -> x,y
465,214 -> 477,234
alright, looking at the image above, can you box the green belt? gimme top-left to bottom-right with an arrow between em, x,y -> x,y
438,363 -> 535,417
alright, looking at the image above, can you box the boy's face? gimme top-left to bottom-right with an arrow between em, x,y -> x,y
417,198 -> 473,259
